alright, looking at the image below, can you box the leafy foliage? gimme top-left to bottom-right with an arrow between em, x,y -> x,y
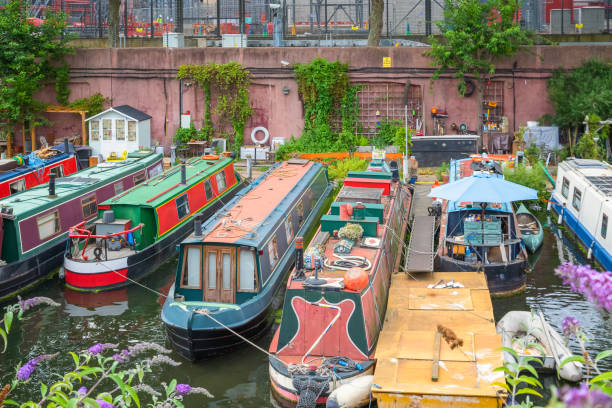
173,124 -> 199,147
436,162 -> 450,181
503,164 -> 547,193
68,93 -> 109,118
0,0 -> 74,137
373,119 -> 403,149
327,157 -> 369,182
524,144 -> 541,166
573,113 -> 608,161
177,63 -> 252,153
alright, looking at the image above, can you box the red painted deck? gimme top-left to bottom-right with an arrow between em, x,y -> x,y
343,177 -> 391,195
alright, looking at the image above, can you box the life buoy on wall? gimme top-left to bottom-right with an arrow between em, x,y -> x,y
250,126 -> 270,145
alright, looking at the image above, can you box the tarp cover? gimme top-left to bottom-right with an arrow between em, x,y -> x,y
523,126 -> 560,150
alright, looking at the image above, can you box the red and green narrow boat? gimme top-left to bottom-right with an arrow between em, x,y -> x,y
63,156 -> 243,292
268,159 -> 412,407
161,160 -> 333,360
0,151 -> 163,301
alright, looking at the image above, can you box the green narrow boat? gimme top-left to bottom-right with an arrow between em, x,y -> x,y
517,203 -> 543,253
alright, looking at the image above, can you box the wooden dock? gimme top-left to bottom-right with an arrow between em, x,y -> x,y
372,272 -> 505,407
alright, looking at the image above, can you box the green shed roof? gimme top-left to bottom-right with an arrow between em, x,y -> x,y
103,157 -> 233,208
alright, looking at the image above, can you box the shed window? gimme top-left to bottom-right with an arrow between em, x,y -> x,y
176,194 -> 190,219
216,171 -> 226,192
91,121 -> 100,141
222,252 -> 231,290
204,180 -> 213,201
37,211 -> 60,240
81,194 -> 97,218
572,188 -> 582,211
239,248 -> 256,291
116,119 -> 125,141
133,172 -> 146,185
114,182 -> 124,195
602,214 -> 608,239
181,246 -> 201,288
561,177 -> 570,198
285,215 -> 294,244
268,236 -> 279,268
102,119 -> 112,140
9,179 -> 25,195
127,121 -> 137,141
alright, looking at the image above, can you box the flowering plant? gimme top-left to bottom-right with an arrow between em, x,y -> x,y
0,298 -> 212,408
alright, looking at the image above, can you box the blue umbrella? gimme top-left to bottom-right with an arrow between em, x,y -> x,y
427,172 -> 538,202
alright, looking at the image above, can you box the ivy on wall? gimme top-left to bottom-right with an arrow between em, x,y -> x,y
177,62 -> 252,152
276,57 -> 362,160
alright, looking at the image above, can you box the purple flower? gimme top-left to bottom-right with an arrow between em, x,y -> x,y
88,343 -> 116,355
16,354 -> 57,381
112,349 -> 130,363
175,384 -> 192,396
558,383 -> 612,407
554,263 -> 612,311
562,316 -> 581,338
77,386 -> 87,395
17,296 -> 60,312
96,399 -> 117,408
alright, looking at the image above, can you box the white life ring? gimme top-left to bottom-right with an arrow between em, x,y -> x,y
251,126 -> 270,145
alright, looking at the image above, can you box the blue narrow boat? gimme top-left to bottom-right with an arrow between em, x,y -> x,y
161,159 -> 333,360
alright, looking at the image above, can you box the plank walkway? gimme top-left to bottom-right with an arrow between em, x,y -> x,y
405,183 -> 435,272
372,272 -> 505,407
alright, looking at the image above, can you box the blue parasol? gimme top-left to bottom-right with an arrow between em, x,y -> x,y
427,172 -> 538,203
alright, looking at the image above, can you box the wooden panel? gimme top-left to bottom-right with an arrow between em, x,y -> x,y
408,288 -> 474,311
375,330 -> 475,362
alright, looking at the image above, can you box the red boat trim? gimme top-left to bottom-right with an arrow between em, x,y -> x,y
65,268 -> 128,288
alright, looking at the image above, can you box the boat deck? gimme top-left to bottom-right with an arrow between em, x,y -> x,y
372,272 -> 505,408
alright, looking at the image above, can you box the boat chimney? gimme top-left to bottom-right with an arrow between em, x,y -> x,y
63,138 -> 69,155
181,163 -> 187,185
389,160 -> 399,181
246,157 -> 252,179
193,213 -> 203,237
293,236 -> 305,280
48,173 -> 56,197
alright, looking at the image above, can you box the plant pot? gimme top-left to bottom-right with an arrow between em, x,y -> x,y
222,151 -> 232,158
442,173 -> 449,183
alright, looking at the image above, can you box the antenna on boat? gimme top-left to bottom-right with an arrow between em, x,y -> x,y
293,236 -> 305,281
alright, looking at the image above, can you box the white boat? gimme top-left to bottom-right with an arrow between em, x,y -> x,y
496,311 -> 583,382
550,159 -> 612,271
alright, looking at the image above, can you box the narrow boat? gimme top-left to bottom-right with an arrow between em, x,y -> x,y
63,157 -> 243,292
437,157 -> 529,295
161,159 -> 333,360
0,151 -> 163,301
550,159 -> 612,271
0,143 -> 79,199
516,203 -> 543,253
496,311 -> 583,382
268,160 -> 411,407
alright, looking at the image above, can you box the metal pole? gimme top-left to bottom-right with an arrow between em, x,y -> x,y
98,0 -> 103,38
608,0 -> 610,33
124,0 -> 128,39
216,0 -> 221,36
425,0 -> 431,36
325,0 -> 328,35
561,0 -> 564,34
386,0 -> 389,38
150,0 -> 154,38
310,0 -> 313,31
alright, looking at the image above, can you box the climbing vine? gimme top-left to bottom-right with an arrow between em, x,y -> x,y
68,93 -> 109,117
177,62 -> 252,152
276,58 -> 361,160
54,63 -> 71,106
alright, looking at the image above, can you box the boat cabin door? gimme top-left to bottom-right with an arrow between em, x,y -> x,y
204,247 -> 236,304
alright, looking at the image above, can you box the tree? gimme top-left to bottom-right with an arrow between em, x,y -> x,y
367,0 -> 384,46
0,0 -> 73,148
109,0 -> 121,47
547,59 -> 612,155
425,0 -> 533,137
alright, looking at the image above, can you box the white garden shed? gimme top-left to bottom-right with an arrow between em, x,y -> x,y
86,105 -> 151,159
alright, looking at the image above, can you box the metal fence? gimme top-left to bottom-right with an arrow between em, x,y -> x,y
28,0 -> 612,39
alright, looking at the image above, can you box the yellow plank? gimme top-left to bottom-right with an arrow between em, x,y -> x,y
408,287 -> 474,310
375,331 -> 475,362
393,272 -> 489,290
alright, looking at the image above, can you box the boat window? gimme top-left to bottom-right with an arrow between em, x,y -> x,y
238,247 -> 256,291
222,252 -> 231,290
133,172 -> 146,185
127,121 -> 137,141
50,165 -> 64,179
148,163 -> 163,178
572,188 -> 582,211
9,179 -> 25,195
216,171 -> 226,192
91,121 -> 100,141
81,194 -> 98,218
115,119 -> 125,141
297,200 -> 304,223
37,211 -> 60,240
102,119 -> 112,140
207,251 -> 217,289
268,236 -> 279,267
602,214 -> 608,239
181,246 -> 202,288
114,182 -> 124,195
285,215 -> 294,244
176,194 -> 190,220
561,177 -> 570,198
204,179 -> 214,201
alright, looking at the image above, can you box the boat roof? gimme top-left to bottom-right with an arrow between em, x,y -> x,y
104,156 -> 233,208
0,151 -> 161,219
187,160 -> 318,248
0,153 -> 71,183
561,159 -> 612,196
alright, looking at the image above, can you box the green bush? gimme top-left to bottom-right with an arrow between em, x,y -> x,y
504,164 -> 547,192
328,157 -> 369,183
436,162 -> 449,181
173,124 -> 198,147
524,144 -> 541,165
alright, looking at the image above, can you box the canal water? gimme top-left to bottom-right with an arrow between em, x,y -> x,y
1,217 -> 611,406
